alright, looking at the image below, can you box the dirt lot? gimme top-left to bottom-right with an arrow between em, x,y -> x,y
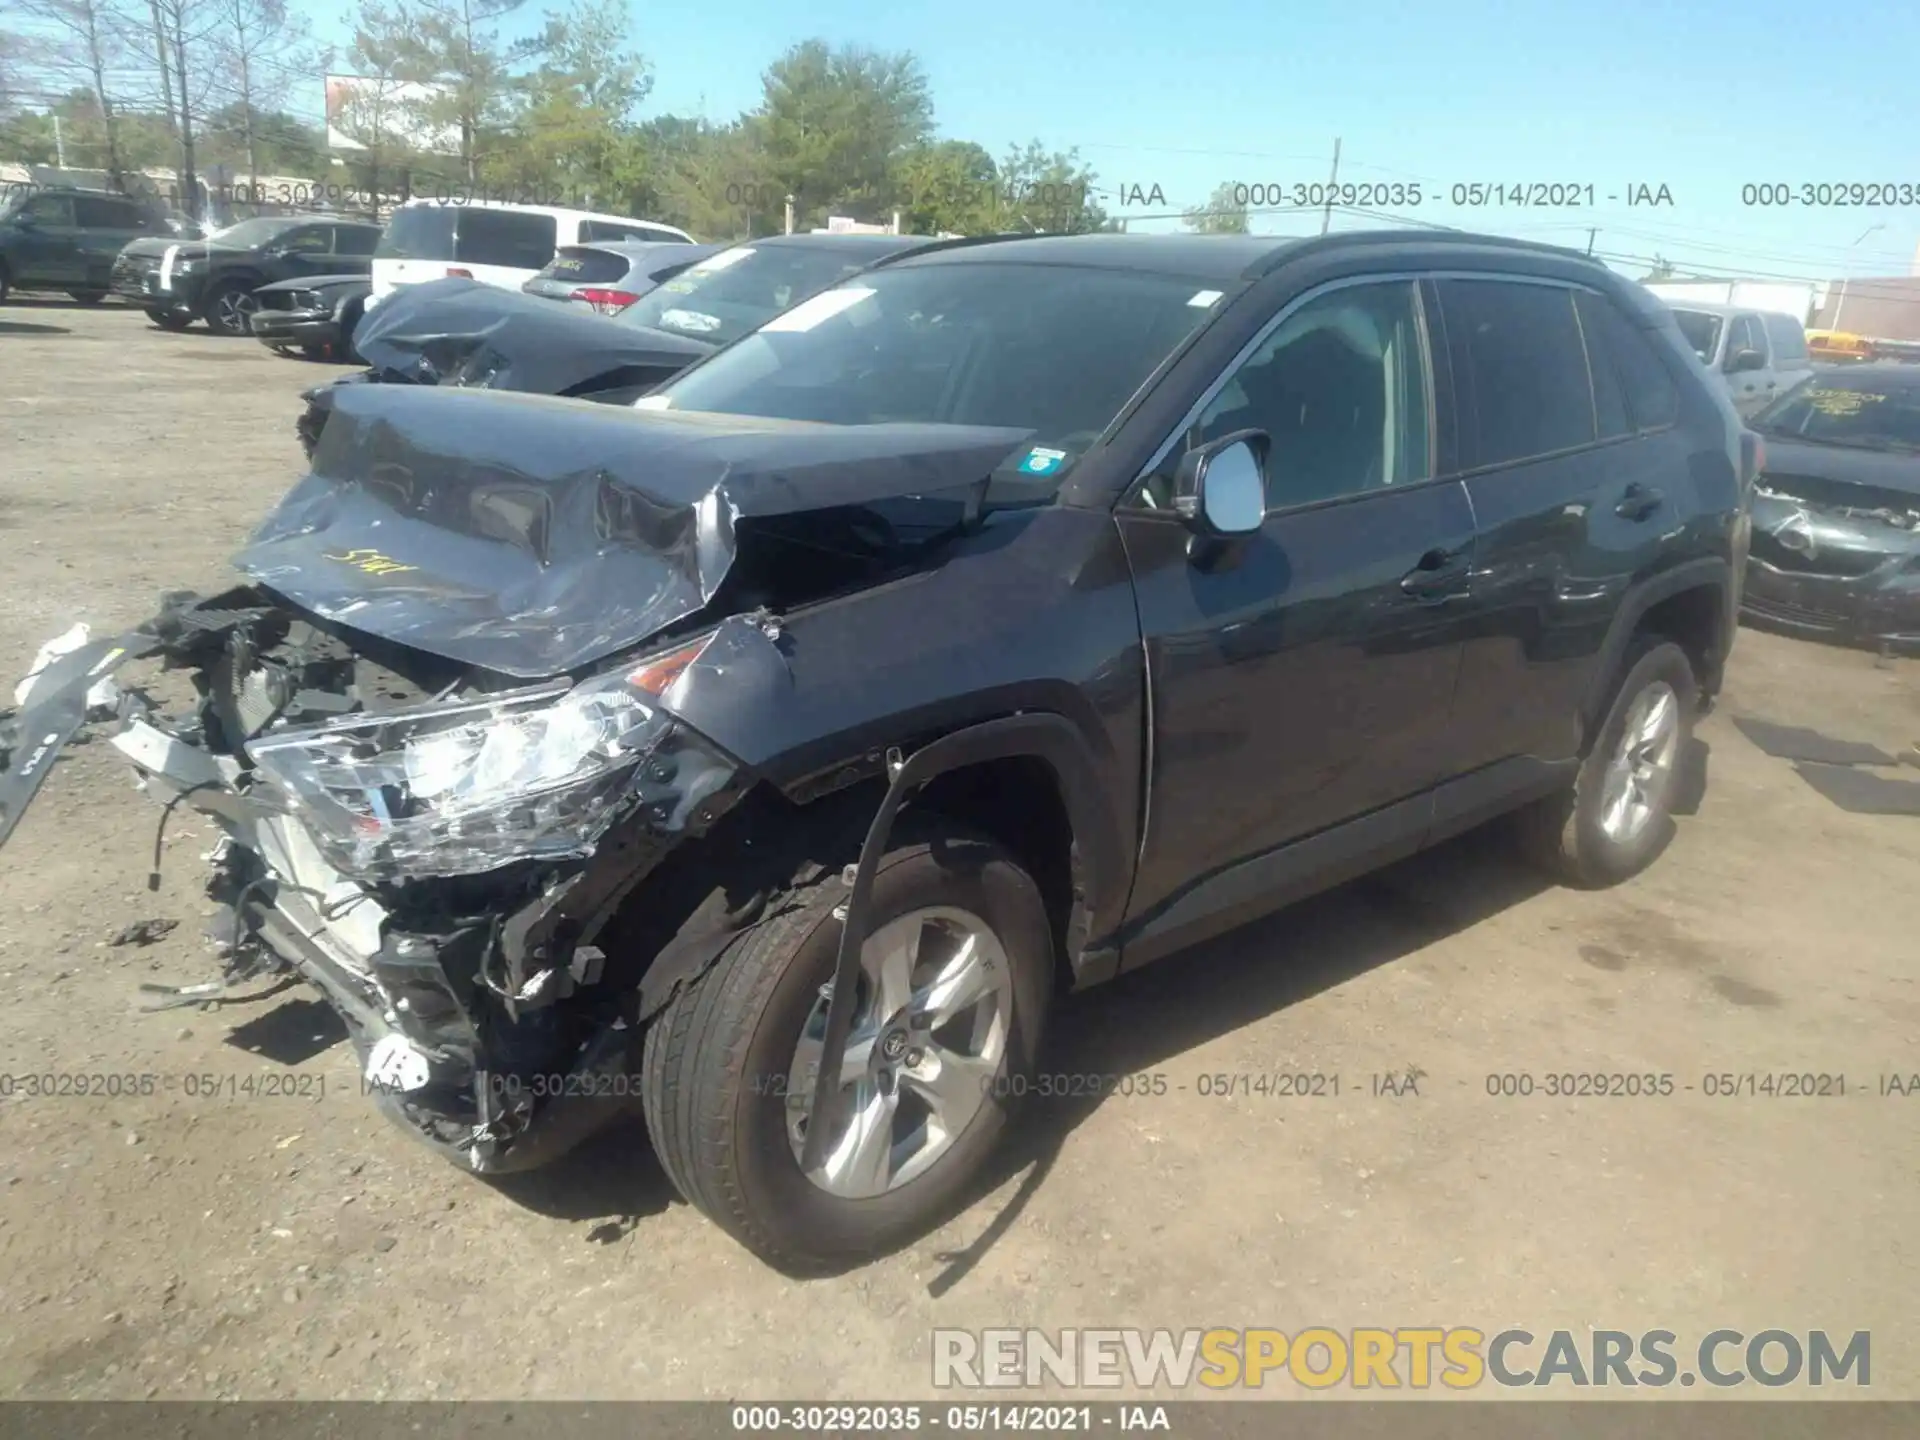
1,298 -> 1917,1402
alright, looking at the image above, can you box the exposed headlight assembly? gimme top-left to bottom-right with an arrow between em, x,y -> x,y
246,639 -> 734,880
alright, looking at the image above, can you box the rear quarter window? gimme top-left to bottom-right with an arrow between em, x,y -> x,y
455,209 -> 558,268
1579,293 -> 1682,432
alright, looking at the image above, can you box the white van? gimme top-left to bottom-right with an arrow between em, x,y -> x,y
368,200 -> 693,305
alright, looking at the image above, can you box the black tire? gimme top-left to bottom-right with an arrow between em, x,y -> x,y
0,264 -> 10,304
67,290 -> 107,305
641,819 -> 1053,1274
204,279 -> 259,335
145,307 -> 192,331
1514,638 -> 1699,887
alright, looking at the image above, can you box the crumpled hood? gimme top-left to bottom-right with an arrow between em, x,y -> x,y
256,273 -> 370,297
350,277 -> 714,394
233,382 -> 1034,677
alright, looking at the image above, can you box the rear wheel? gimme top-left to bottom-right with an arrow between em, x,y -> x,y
641,820 -> 1052,1273
1514,638 -> 1697,886
205,280 -> 259,335
67,289 -> 107,305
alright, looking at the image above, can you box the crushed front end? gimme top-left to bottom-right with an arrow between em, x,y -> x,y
0,588 -> 745,1173
1744,476 -> 1920,652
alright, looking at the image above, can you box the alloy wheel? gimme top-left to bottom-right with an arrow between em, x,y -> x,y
1597,680 -> 1680,844
785,905 -> 1013,1199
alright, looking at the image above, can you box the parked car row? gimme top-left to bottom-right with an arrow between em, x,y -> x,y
3,227 -> 1763,1274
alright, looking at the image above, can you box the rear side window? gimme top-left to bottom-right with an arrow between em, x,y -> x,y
580,220 -> 689,244
1763,314 -> 1808,365
335,226 -> 379,256
455,209 -> 557,268
1577,292 -> 1681,432
537,246 -> 629,284
375,205 -> 455,259
1438,278 -> 1596,467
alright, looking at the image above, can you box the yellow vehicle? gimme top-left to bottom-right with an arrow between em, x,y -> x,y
1806,329 -> 1876,362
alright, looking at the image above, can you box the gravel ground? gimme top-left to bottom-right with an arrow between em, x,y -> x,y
1,298 -> 1916,1402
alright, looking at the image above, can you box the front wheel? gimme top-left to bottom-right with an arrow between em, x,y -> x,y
641,821 -> 1053,1274
205,280 -> 259,335
145,307 -> 193,331
67,290 -> 107,305
1514,638 -> 1698,887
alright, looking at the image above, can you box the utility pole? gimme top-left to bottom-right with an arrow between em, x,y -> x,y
1319,136 -> 1341,236
784,193 -> 794,236
53,114 -> 66,169
1586,227 -> 1597,257
148,0 -> 177,138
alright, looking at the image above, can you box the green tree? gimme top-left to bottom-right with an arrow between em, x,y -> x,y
750,39 -> 933,228
397,0 -> 530,185
1183,181 -> 1248,234
992,140 -> 1107,233
14,0 -> 139,186
490,0 -> 651,210
635,115 -> 775,238
897,138 -> 995,235
205,0 -> 323,183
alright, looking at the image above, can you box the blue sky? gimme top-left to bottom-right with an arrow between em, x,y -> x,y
308,0 -> 1920,283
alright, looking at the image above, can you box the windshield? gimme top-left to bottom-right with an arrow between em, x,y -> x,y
644,261 -> 1228,479
1669,309 -> 1723,363
1751,374 -> 1920,452
618,244 -> 882,343
209,217 -> 301,249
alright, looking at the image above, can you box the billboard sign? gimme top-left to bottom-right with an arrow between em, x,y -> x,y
325,74 -> 460,155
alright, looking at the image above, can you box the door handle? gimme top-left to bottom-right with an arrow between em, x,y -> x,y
1399,545 -> 1469,600
1616,483 -> 1664,521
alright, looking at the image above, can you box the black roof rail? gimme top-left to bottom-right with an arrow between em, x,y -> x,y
1249,227 -> 1597,278
862,230 -> 1060,268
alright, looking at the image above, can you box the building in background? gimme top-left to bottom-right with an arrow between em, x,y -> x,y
1645,279 -> 1824,325
1808,276 -> 1920,344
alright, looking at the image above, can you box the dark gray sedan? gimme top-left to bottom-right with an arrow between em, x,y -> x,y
521,241 -> 727,313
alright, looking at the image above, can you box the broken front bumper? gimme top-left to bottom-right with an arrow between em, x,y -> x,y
0,596 -> 743,1174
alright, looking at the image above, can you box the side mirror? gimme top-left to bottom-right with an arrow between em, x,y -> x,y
1727,348 -> 1766,374
1173,431 -> 1268,538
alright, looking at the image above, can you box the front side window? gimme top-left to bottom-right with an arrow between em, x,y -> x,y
1440,278 -> 1597,467
334,226 -> 380,256
1669,308 -> 1723,364
1724,314 -> 1767,369
17,194 -> 74,226
647,261 -> 1226,487
1159,281 -> 1432,510
73,196 -> 137,228
279,226 -> 332,255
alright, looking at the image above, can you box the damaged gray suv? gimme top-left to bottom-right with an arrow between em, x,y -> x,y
0,231 -> 1752,1272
